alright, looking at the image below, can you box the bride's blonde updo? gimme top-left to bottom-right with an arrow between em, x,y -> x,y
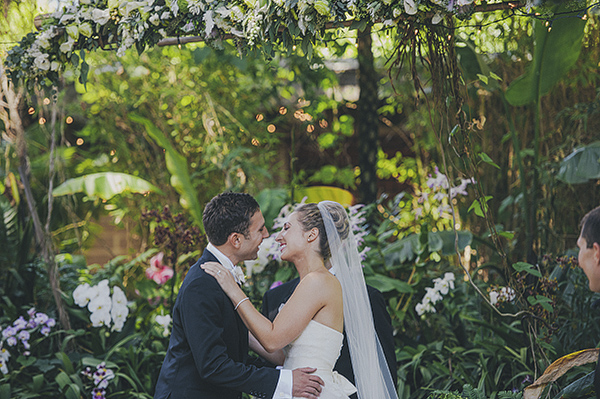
296,202 -> 349,261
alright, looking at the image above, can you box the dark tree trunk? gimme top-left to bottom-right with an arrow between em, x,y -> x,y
357,25 -> 379,204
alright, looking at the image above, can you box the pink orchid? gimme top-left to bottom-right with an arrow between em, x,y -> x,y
146,252 -> 174,285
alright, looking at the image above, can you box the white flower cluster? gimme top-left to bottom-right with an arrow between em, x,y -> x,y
72,280 -> 129,332
489,286 -> 516,306
7,0 -> 510,87
415,272 -> 455,316
414,167 -> 475,220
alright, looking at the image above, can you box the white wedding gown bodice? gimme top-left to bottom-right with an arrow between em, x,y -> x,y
283,320 -> 357,399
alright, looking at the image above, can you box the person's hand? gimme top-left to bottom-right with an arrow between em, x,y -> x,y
201,262 -> 245,302
292,367 -> 324,398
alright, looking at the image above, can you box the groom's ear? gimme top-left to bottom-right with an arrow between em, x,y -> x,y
228,232 -> 242,248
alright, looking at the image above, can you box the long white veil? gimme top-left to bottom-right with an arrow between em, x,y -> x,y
318,201 -> 398,399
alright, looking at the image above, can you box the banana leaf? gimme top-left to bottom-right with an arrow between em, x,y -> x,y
52,172 -> 163,200
129,113 -> 204,229
556,142 -> 600,184
505,5 -> 586,106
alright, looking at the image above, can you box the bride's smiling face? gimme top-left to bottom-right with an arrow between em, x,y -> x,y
275,212 -> 309,261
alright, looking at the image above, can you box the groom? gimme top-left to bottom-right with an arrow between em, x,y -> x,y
154,192 -> 323,399
262,270 -> 397,398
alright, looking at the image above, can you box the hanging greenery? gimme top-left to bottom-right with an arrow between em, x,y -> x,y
4,0 -> 596,91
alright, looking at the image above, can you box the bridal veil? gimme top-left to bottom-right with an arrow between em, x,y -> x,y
317,201 -> 398,399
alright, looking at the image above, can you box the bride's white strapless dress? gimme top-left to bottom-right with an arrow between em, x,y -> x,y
283,320 -> 357,399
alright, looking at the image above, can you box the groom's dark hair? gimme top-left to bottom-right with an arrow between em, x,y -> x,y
203,192 -> 260,246
580,205 -> 600,248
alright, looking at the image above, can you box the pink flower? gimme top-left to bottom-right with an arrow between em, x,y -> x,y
269,281 -> 283,290
146,252 -> 174,285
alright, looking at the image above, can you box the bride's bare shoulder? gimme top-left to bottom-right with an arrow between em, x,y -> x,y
298,270 -> 341,293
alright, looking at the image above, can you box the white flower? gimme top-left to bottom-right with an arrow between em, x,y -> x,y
160,11 -> 170,19
73,283 -> 92,307
432,11 -> 443,24
433,278 -> 450,295
79,22 -> 93,37
92,8 -> 111,25
0,348 -> 10,374
33,54 -> 50,70
424,287 -> 443,305
51,61 -> 61,71
149,13 -> 160,25
66,25 -> 79,40
490,291 -> 499,306
90,309 -> 112,327
88,294 -> 112,314
37,33 -> 52,49
112,286 -> 127,307
59,13 -> 75,24
444,272 -> 455,289
155,314 -> 171,328
168,0 -> 179,16
404,0 -> 417,15
80,0 -> 91,5
110,305 -> 128,332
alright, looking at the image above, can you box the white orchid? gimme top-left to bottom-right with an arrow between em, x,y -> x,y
92,8 -> 111,25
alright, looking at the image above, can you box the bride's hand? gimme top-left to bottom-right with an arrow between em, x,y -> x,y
201,262 -> 246,303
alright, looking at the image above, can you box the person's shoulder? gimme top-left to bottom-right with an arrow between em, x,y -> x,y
300,270 -> 341,293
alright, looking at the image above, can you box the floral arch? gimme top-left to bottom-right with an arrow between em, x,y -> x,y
4,0 -> 597,90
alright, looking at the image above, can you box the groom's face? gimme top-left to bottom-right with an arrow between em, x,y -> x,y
237,210 -> 269,261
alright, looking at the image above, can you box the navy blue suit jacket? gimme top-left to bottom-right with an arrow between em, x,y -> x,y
154,249 -> 280,399
262,278 -> 397,399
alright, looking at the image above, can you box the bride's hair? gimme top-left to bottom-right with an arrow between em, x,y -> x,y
296,202 -> 349,260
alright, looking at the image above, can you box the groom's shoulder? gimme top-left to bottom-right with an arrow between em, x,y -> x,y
180,250 -> 220,288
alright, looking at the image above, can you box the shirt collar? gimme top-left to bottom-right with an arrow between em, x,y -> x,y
207,242 -> 235,272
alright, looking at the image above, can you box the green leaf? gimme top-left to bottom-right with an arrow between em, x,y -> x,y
129,113 -> 204,230
32,374 -> 44,392
476,73 -> 488,85
505,6 -> 586,106
55,371 -> 71,389
556,142 -> 600,184
65,384 -> 80,399
0,384 -> 10,399
479,152 -> 500,169
552,371 -> 594,399
365,274 -> 413,293
527,295 -> 554,312
52,172 -> 163,200
513,261 -> 542,277
55,352 -> 74,374
489,72 -> 502,81
468,196 -> 492,218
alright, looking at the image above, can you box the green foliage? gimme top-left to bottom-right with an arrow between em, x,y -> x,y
505,6 -> 587,106
130,114 -> 203,228
52,172 -> 164,200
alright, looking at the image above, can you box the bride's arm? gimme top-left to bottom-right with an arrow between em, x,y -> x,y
249,332 -> 285,366
202,262 -> 329,352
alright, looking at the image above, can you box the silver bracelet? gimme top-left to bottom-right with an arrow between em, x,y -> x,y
234,297 -> 249,311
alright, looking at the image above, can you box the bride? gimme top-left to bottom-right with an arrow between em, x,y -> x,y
202,201 -> 397,399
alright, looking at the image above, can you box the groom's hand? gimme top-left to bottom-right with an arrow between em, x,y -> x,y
291,367 -> 324,398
